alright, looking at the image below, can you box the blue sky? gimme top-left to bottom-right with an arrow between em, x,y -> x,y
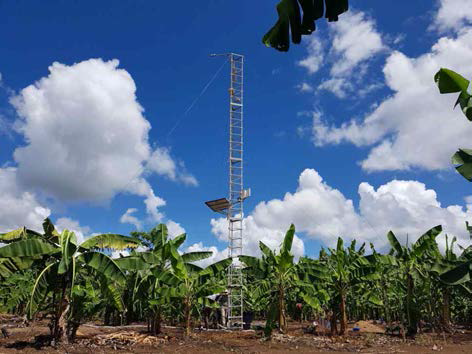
1,0 -> 472,260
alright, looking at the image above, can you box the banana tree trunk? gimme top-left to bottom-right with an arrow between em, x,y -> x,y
406,273 -> 417,336
156,308 -> 162,334
52,277 -> 69,342
58,301 -> 70,344
184,298 -> 191,336
382,279 -> 391,325
339,288 -> 347,335
150,308 -> 162,335
441,287 -> 451,331
330,308 -> 338,335
278,286 -> 287,333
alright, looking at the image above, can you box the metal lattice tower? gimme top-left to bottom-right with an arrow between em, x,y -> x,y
227,53 -> 244,328
205,53 -> 249,329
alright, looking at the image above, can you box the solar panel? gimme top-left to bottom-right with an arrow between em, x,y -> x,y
205,198 -> 230,213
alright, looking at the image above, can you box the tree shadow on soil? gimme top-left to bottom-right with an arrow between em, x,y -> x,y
4,334 -> 52,350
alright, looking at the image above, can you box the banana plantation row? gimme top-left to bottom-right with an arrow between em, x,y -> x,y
0,219 -> 471,343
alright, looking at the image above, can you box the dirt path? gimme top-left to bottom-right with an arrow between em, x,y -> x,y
1,320 -> 472,353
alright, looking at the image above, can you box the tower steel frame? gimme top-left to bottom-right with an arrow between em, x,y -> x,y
227,53 -> 244,328
206,53 -> 248,329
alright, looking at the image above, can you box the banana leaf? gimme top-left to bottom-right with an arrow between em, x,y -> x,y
435,68 -> 470,93
181,251 -> 213,263
387,231 -> 403,257
114,256 -> 150,270
81,234 -> 141,250
263,0 -> 349,51
58,230 -> 78,274
435,68 -> 472,120
440,261 -> 471,285
79,252 -> 126,284
452,149 -> 472,181
412,225 -> 442,258
0,239 -> 60,258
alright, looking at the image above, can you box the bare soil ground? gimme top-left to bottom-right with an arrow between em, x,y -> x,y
1,316 -> 472,353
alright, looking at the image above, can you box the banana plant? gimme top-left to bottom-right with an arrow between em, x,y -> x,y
0,270 -> 35,315
114,223 -> 215,335
387,225 -> 442,336
264,0 -> 349,51
321,238 -> 379,335
425,234 -> 463,330
0,221 -> 141,343
439,227 -> 472,288
364,244 -> 399,325
435,68 -> 472,180
67,273 -> 119,339
163,250 -> 232,336
240,224 -> 323,336
0,219 -> 59,278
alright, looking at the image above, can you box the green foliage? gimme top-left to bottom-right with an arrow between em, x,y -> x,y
0,220 -> 138,342
80,234 -> 141,251
435,68 -> 470,94
263,0 -> 349,51
3,218 -> 472,338
451,149 -> 472,181
0,271 -> 35,313
435,68 -> 472,180
241,224 -> 325,336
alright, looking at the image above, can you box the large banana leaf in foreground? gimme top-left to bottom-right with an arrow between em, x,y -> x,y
263,0 -> 349,51
435,68 -> 472,120
451,149 -> 472,181
435,68 -> 472,181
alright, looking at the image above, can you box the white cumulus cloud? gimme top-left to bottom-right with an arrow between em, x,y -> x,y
311,28 -> 472,171
297,82 -> 314,93
298,37 -> 324,74
329,10 -> 385,77
10,58 -> 196,220
126,178 -> 166,222
0,167 -> 51,233
298,10 -> 385,98
147,147 -> 198,186
166,219 -> 186,239
211,169 -> 472,255
12,59 -> 150,202
434,0 -> 472,32
0,168 -> 91,243
317,78 -> 352,99
120,208 -> 142,230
